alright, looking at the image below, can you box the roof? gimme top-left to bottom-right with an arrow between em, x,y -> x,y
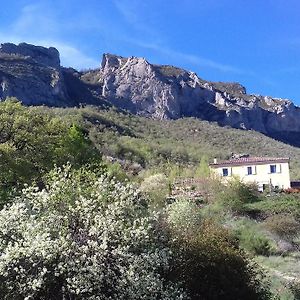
209,157 -> 290,168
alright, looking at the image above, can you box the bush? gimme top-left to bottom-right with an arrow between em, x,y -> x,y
233,219 -> 275,256
140,173 -> 170,207
0,99 -> 101,206
0,166 -> 185,300
236,225 -> 274,256
167,219 -> 272,300
264,214 -> 300,240
244,195 -> 300,219
166,198 -> 202,235
217,179 -> 260,213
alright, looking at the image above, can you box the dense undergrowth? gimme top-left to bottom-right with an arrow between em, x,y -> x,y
0,99 -> 299,299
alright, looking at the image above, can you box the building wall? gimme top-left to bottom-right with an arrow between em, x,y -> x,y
211,162 -> 291,190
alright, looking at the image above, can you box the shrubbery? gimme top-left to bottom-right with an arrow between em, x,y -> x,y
244,195 -> 300,218
235,221 -> 274,256
0,166 -> 186,299
264,214 -> 300,240
216,179 -> 260,213
167,221 -> 272,300
0,100 -> 280,299
0,99 -> 100,206
140,173 -> 170,207
0,167 -> 274,300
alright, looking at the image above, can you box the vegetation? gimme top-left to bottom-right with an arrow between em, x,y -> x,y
0,166 -> 185,299
0,99 -> 100,206
74,105 -> 300,179
1,99 -> 300,299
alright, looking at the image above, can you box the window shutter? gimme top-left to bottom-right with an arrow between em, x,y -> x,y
278,164 -> 282,173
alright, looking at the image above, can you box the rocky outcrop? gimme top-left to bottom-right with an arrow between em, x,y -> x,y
1,43 -> 300,146
80,53 -> 300,145
0,43 -> 69,106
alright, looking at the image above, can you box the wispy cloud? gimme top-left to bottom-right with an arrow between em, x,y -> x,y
0,35 -> 99,69
36,40 -> 99,69
112,0 -> 162,41
0,1 -> 253,75
113,0 -> 140,25
0,3 -> 99,69
130,40 -> 245,74
111,0 -> 245,74
11,4 -> 59,36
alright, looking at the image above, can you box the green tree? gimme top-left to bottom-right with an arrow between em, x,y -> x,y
0,99 -> 101,206
57,123 -> 99,167
194,155 -> 210,178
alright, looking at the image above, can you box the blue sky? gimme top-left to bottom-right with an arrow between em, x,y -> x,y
1,0 -> 300,103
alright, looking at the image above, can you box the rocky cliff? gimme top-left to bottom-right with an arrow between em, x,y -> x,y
1,42 -> 300,146
0,43 -> 70,106
81,53 -> 300,145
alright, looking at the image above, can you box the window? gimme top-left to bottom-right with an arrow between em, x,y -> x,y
222,168 -> 229,176
270,165 -> 276,173
247,166 -> 252,175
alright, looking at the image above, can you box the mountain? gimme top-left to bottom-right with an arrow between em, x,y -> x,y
1,42 -> 300,146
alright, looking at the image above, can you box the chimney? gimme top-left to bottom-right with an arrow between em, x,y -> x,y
213,158 -> 217,164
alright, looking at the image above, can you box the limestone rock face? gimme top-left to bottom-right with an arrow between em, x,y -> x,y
92,54 -> 300,135
1,43 -> 300,146
79,53 -> 300,145
0,43 -> 69,106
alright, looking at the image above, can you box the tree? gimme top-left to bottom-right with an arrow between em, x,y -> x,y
0,99 -> 101,206
194,155 -> 210,178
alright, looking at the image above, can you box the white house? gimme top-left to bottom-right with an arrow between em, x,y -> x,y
209,156 -> 291,191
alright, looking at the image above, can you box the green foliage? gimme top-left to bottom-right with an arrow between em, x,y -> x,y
166,198 -> 202,235
194,155 -> 210,178
289,282 -> 300,300
244,194 -> 300,218
78,105 -> 300,179
167,219 -> 272,300
0,99 -> 101,205
105,161 -> 129,182
263,214 -> 300,240
140,173 -> 170,207
235,220 -> 274,256
59,123 -> 99,167
216,179 -> 260,213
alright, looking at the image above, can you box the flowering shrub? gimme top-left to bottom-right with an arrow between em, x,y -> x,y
140,174 -> 170,207
0,166 -> 186,300
166,199 -> 201,235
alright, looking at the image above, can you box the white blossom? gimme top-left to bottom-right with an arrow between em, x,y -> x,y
0,167 -> 187,299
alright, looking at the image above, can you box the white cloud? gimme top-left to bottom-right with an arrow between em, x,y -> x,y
36,40 -> 99,69
109,1 -> 245,74
0,4 -> 99,70
0,33 -> 99,69
113,0 -> 140,24
131,41 -> 244,74
10,4 -> 59,37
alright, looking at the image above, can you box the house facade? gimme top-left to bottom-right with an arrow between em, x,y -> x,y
209,156 -> 291,191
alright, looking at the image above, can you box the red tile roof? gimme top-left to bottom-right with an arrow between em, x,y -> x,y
209,157 -> 289,168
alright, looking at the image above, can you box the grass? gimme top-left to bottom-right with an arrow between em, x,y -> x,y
256,255 -> 300,300
244,195 -> 300,218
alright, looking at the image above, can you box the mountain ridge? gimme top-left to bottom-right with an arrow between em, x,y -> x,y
1,42 -> 300,146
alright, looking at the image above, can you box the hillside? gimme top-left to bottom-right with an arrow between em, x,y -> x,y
51,105 -> 300,180
1,100 -> 300,299
1,42 -> 300,147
